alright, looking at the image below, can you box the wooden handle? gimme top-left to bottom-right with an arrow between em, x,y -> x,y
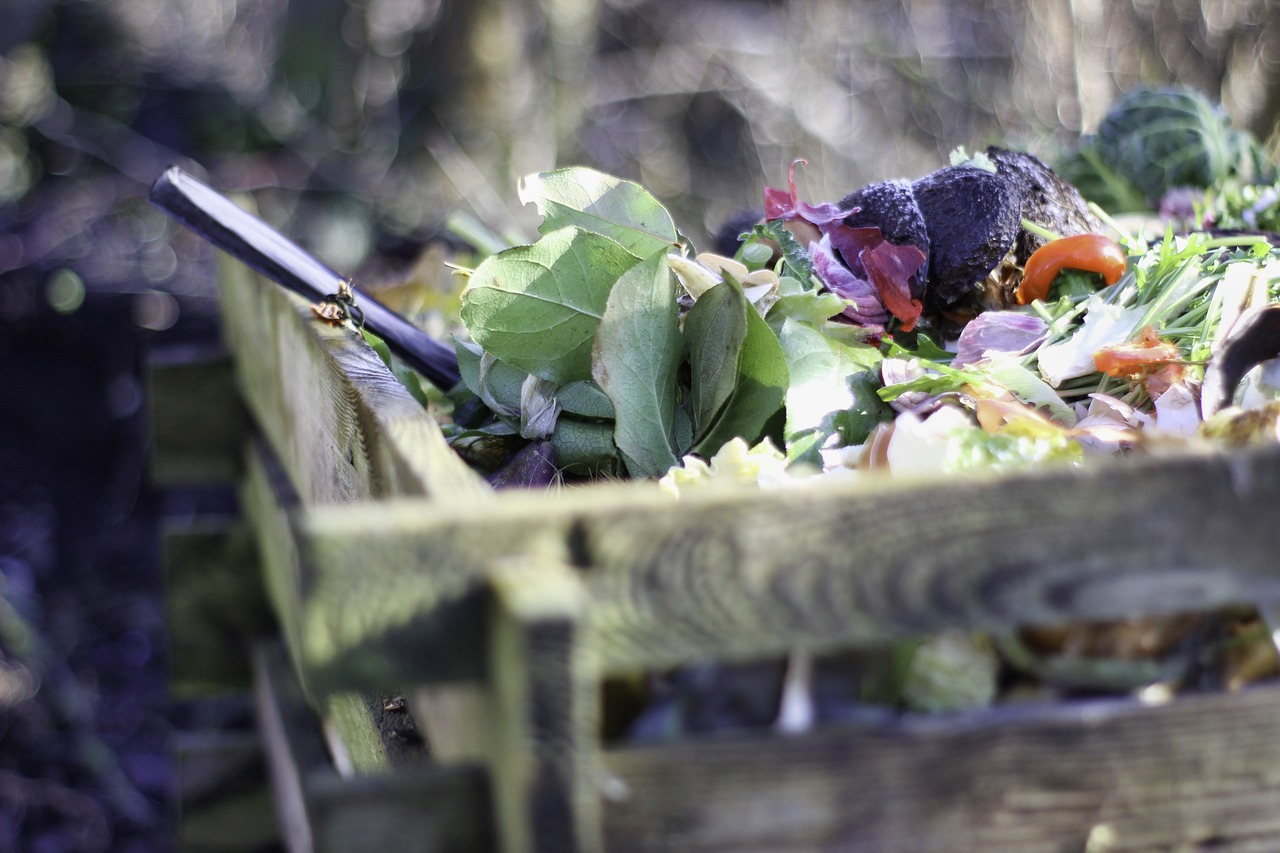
150,165 -> 462,390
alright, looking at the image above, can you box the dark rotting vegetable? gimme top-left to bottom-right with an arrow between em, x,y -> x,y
984,146 -> 1106,265
911,165 -> 1021,310
1200,305 -> 1280,418
839,179 -> 930,298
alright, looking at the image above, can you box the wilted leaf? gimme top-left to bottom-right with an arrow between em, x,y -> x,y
519,167 -> 678,256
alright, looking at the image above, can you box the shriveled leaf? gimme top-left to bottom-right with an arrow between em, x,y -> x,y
460,226 -> 638,383
519,167 -> 677,256
520,374 -> 562,439
593,251 -> 683,477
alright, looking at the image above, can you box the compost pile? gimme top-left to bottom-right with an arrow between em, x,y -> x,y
390,86 -> 1280,727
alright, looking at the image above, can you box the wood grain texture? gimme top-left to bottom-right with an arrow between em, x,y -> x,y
323,692 -> 392,777
280,443 -> 1280,690
253,642 -> 494,853
217,250 -> 485,507
600,685 -> 1280,852
486,561 -> 599,853
162,519 -> 274,694
241,439 -> 307,677
148,346 -> 249,485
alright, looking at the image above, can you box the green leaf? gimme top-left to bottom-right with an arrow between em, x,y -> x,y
779,318 -> 884,446
691,283 -> 789,455
556,380 -> 615,419
885,333 -> 954,364
519,167 -> 678,256
767,275 -> 846,333
980,352 -> 1076,424
758,220 -> 814,282
460,226 -> 639,383
551,418 -> 619,475
684,281 -> 749,434
593,251 -> 683,477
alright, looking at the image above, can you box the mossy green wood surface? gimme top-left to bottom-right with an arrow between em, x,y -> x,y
599,686 -> 1280,852
217,251 -> 486,505
163,519 -> 274,694
148,347 -> 249,485
323,692 -> 392,776
253,642 -> 493,853
219,252 -> 492,757
276,445 -> 1280,693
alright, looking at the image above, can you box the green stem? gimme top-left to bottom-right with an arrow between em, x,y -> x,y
1021,219 -> 1062,242
1201,235 -> 1273,251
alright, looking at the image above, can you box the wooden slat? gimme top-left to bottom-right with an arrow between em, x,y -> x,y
253,642 -> 494,853
148,346 -> 249,485
485,561 -> 599,853
217,250 -> 486,506
163,519 -> 274,694
600,685 -> 1280,852
279,444 -> 1280,691
174,730 -> 280,852
241,438 -> 487,698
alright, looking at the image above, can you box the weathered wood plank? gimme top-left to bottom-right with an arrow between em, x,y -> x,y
148,346 -> 249,485
283,444 -> 1280,691
599,685 -> 1280,852
174,730 -> 280,852
486,561 -> 599,853
217,249 -> 486,506
323,692 -> 392,777
241,415 -> 493,765
241,439 -> 307,676
163,519 -> 274,694
253,641 -> 494,853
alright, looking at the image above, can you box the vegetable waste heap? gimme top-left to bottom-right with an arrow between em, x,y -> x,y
444,147 -> 1280,489
394,86 -> 1280,719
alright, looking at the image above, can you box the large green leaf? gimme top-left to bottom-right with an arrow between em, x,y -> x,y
593,251 -> 683,477
519,167 -> 678,257
684,282 -> 748,434
690,283 -> 789,455
779,318 -> 884,451
460,226 -> 638,383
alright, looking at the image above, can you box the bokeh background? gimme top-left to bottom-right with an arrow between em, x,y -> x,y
3,0 -> 1280,849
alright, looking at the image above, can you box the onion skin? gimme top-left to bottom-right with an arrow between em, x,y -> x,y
1015,233 -> 1127,305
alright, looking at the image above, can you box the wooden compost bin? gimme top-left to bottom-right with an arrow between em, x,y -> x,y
160,250 -> 1280,853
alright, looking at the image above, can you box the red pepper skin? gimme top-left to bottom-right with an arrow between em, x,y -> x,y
1015,233 -> 1127,305
1092,326 -> 1182,377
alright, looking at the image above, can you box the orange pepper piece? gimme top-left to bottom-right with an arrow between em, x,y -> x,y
1015,233 -> 1127,305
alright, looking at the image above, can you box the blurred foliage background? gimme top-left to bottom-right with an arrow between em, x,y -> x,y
6,0 -> 1280,298
3,0 -> 1280,849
